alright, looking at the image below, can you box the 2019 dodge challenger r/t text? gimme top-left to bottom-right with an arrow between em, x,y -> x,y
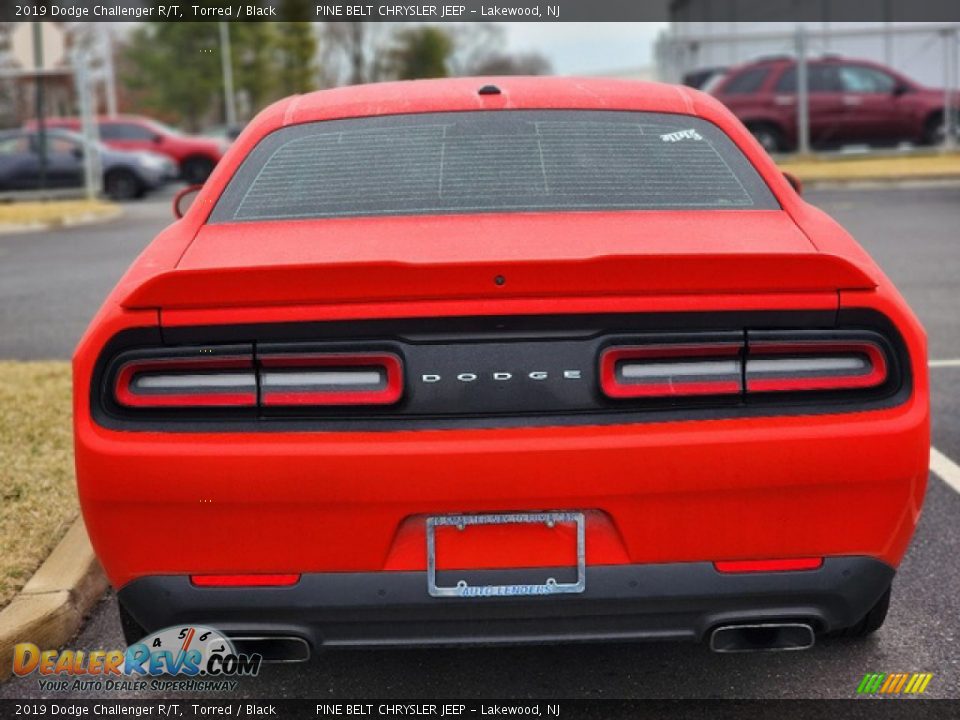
74,77 -> 929,657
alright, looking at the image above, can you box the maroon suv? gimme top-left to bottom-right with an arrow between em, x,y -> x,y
709,55 -> 958,152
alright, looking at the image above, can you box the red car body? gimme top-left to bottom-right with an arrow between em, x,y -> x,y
74,77 -> 928,655
32,115 -> 225,183
710,55 -> 958,151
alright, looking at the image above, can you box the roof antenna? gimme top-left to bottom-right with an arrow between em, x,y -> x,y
478,84 -> 501,96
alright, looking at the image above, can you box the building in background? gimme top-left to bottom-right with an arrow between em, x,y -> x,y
657,13 -> 959,90
0,22 -> 117,128
3,22 -> 74,128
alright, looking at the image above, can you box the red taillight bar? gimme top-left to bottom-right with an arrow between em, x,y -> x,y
111,333 -> 892,413
190,574 -> 301,587
259,352 -> 403,407
714,558 -> 823,573
599,343 -> 743,399
114,355 -> 257,408
745,340 -> 887,393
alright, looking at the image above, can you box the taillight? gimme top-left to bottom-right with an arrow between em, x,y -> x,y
111,347 -> 404,409
259,352 -> 403,407
114,354 -> 257,408
600,332 -> 894,401
746,340 -> 887,393
599,343 -> 743,399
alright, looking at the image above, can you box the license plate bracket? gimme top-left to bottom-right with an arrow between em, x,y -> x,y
426,511 -> 586,598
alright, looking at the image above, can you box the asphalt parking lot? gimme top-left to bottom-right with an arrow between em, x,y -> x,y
1,183 -> 959,699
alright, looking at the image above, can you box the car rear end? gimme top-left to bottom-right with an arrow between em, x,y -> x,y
73,79 -> 929,657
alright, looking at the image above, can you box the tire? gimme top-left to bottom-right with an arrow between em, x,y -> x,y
747,123 -> 786,154
830,587 -> 891,639
181,156 -> 216,184
104,169 -> 142,201
117,598 -> 148,646
922,111 -> 959,147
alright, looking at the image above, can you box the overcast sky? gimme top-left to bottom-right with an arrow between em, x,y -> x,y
501,22 -> 668,74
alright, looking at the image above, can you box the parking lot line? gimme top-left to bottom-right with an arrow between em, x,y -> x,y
929,359 -> 960,368
931,446 -> 960,494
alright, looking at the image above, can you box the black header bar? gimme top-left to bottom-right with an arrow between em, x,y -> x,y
5,0 -> 960,22
0,700 -> 958,720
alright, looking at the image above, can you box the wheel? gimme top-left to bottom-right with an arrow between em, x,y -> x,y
747,123 -> 786,154
181,156 -> 215,184
116,598 -> 148,646
923,111 -> 959,146
103,169 -> 142,201
830,587 -> 891,638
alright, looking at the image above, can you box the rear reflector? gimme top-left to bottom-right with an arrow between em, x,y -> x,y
259,352 -> 403,406
190,574 -> 301,587
600,343 -> 743,399
114,355 -> 256,408
746,340 -> 887,393
714,558 -> 823,573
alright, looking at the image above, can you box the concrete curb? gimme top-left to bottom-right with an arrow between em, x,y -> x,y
0,205 -> 123,236
0,518 -> 108,681
800,176 -> 960,191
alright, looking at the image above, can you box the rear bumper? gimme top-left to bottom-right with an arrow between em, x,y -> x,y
118,557 -> 894,649
79,401 -> 929,587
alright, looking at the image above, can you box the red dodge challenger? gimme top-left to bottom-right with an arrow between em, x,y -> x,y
74,77 -> 929,658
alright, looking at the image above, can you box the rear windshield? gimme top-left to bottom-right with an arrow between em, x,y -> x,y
210,110 -> 777,223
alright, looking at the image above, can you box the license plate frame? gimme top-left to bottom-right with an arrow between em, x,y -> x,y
426,511 -> 586,598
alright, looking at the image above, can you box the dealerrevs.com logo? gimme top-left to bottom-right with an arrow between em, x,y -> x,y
13,625 -> 261,692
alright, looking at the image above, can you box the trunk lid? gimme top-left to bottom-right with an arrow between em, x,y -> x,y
120,211 -> 876,311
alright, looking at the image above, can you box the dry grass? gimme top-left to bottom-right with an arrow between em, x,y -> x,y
779,152 -> 960,182
0,200 -> 118,229
0,362 -> 77,607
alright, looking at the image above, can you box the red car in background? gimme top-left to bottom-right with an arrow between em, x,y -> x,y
709,55 -> 959,152
31,115 -> 226,183
74,77 -> 928,658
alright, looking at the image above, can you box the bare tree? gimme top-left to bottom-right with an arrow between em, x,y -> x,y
318,22 -> 553,88
447,23 -> 506,76
448,23 -> 552,77
468,52 -> 553,76
320,22 -> 394,86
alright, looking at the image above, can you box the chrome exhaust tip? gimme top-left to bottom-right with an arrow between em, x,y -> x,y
230,635 -> 311,663
709,622 -> 815,653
